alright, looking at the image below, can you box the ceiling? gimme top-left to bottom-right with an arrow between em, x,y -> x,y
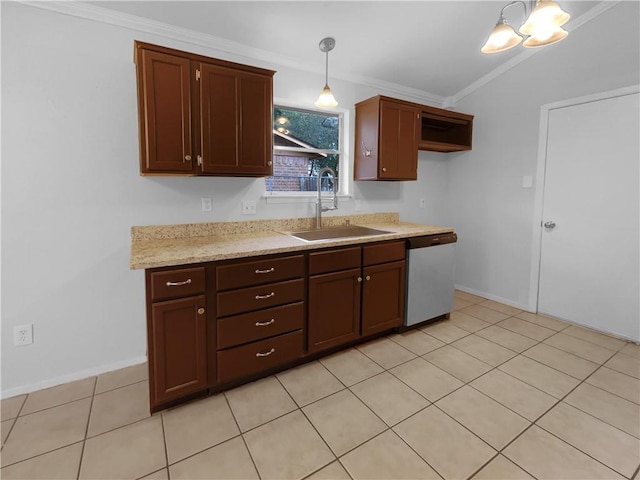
88,1 -> 602,101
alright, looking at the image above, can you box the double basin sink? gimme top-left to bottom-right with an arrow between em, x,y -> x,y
285,225 -> 391,242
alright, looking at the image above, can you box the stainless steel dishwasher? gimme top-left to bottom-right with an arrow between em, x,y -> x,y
405,233 -> 457,327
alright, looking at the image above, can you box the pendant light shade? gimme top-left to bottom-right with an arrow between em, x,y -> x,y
314,37 -> 338,108
519,0 -> 570,35
481,17 -> 523,54
523,26 -> 568,47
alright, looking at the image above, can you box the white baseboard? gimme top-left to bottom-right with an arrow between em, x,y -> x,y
1,356 -> 148,400
454,284 -> 532,312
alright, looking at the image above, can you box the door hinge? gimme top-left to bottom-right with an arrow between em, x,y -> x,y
195,69 -> 201,81
197,155 -> 202,166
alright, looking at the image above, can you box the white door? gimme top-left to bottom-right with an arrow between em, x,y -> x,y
538,92 -> 639,340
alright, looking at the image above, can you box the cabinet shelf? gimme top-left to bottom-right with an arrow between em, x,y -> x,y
419,106 -> 473,152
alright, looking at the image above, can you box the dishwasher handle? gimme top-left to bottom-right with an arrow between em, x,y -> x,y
407,233 -> 457,249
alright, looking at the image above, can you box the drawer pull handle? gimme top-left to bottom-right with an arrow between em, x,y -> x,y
166,278 -> 192,287
255,292 -> 275,300
256,348 -> 275,358
255,319 -> 275,327
255,268 -> 275,274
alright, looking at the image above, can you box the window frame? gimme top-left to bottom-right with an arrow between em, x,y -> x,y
264,99 -> 350,201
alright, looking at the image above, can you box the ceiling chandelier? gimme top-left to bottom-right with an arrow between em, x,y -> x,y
314,37 -> 338,108
481,0 -> 570,54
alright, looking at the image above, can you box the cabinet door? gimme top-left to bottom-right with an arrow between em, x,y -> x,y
379,101 -> 419,180
308,268 -> 361,354
199,64 -> 272,176
149,295 -> 207,407
137,50 -> 194,174
362,261 -> 406,336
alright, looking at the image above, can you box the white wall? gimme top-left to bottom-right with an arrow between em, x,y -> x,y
1,3 -> 443,396
448,1 -> 640,309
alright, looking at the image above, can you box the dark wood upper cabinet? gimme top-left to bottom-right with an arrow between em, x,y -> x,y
134,41 -> 274,177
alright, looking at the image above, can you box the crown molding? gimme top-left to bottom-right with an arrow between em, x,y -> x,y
444,1 -> 620,107
20,1 -> 445,106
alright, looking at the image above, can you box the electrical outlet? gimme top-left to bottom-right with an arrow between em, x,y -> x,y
201,197 -> 212,212
419,198 -> 426,209
14,324 -> 33,346
241,200 -> 257,215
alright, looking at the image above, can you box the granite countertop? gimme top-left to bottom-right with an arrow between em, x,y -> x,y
130,213 -> 454,270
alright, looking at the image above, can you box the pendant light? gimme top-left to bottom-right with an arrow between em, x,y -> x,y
481,0 -> 570,54
314,37 -> 338,108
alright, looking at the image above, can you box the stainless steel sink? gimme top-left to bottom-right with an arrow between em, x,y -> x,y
285,225 -> 391,242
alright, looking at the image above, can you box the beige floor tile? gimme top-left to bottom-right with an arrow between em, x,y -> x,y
169,436 -> 258,479
394,406 -> 496,480
387,329 -> 445,355
454,297 -> 474,310
95,363 -> 148,394
504,426 -> 623,479
620,342 -> 640,359
306,460 -> 351,480
357,337 -> 416,369
448,311 -> 492,333
472,454 -> 534,479
303,389 -> 386,456
243,410 -> 334,479
544,332 -> 616,364
162,394 -> 240,464
452,334 -> 517,367
0,442 -> 83,480
499,355 -> 579,399
455,290 -> 487,303
350,372 -> 429,426
459,304 -> 510,323
522,343 -> 599,379
390,357 -> 463,402
225,376 -> 297,432
479,299 -> 522,316
436,386 -> 529,449
21,377 -> 95,416
565,383 -> 640,438
319,348 -> 383,387
79,416 -> 166,479
515,311 -> 569,331
538,402 -> 640,477
562,325 -> 627,351
586,367 -> 640,404
475,325 -> 538,353
605,351 -> 640,379
423,345 -> 492,382
1,398 -> 90,466
1,395 -> 26,421
471,369 -> 557,421
341,429 -> 440,480
277,361 -> 344,407
141,468 -> 169,480
87,380 -> 150,437
420,321 -> 470,343
2,418 -> 15,445
496,317 -> 555,341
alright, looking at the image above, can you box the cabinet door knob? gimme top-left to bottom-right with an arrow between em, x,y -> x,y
357,277 -> 362,283
197,308 -> 205,315
366,275 -> 371,281
382,167 -> 387,172
256,348 -> 275,357
185,155 -> 192,161
267,160 -> 273,166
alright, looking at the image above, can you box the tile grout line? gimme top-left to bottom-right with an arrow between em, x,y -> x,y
221,392 -> 263,480
75,376 -> 98,480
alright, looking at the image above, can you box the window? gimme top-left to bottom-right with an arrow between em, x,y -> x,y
265,105 -> 343,195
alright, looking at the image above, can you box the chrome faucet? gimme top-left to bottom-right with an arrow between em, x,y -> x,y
316,166 -> 338,229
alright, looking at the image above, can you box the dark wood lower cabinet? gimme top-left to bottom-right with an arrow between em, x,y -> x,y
362,260 -> 406,336
148,295 -> 208,406
308,268 -> 362,354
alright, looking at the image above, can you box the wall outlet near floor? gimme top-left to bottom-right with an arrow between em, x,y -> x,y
14,324 -> 33,346
201,197 -> 212,212
241,200 -> 257,215
419,198 -> 426,209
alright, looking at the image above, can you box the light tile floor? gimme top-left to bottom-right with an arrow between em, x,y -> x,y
2,291 -> 639,479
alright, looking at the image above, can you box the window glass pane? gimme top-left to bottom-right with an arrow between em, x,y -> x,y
274,107 -> 339,150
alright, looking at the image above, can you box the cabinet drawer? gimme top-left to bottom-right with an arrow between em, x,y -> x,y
150,267 -> 206,301
309,246 -> 361,275
217,278 -> 304,317
217,330 -> 303,384
363,241 -> 405,266
217,302 -> 304,349
216,255 -> 304,291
